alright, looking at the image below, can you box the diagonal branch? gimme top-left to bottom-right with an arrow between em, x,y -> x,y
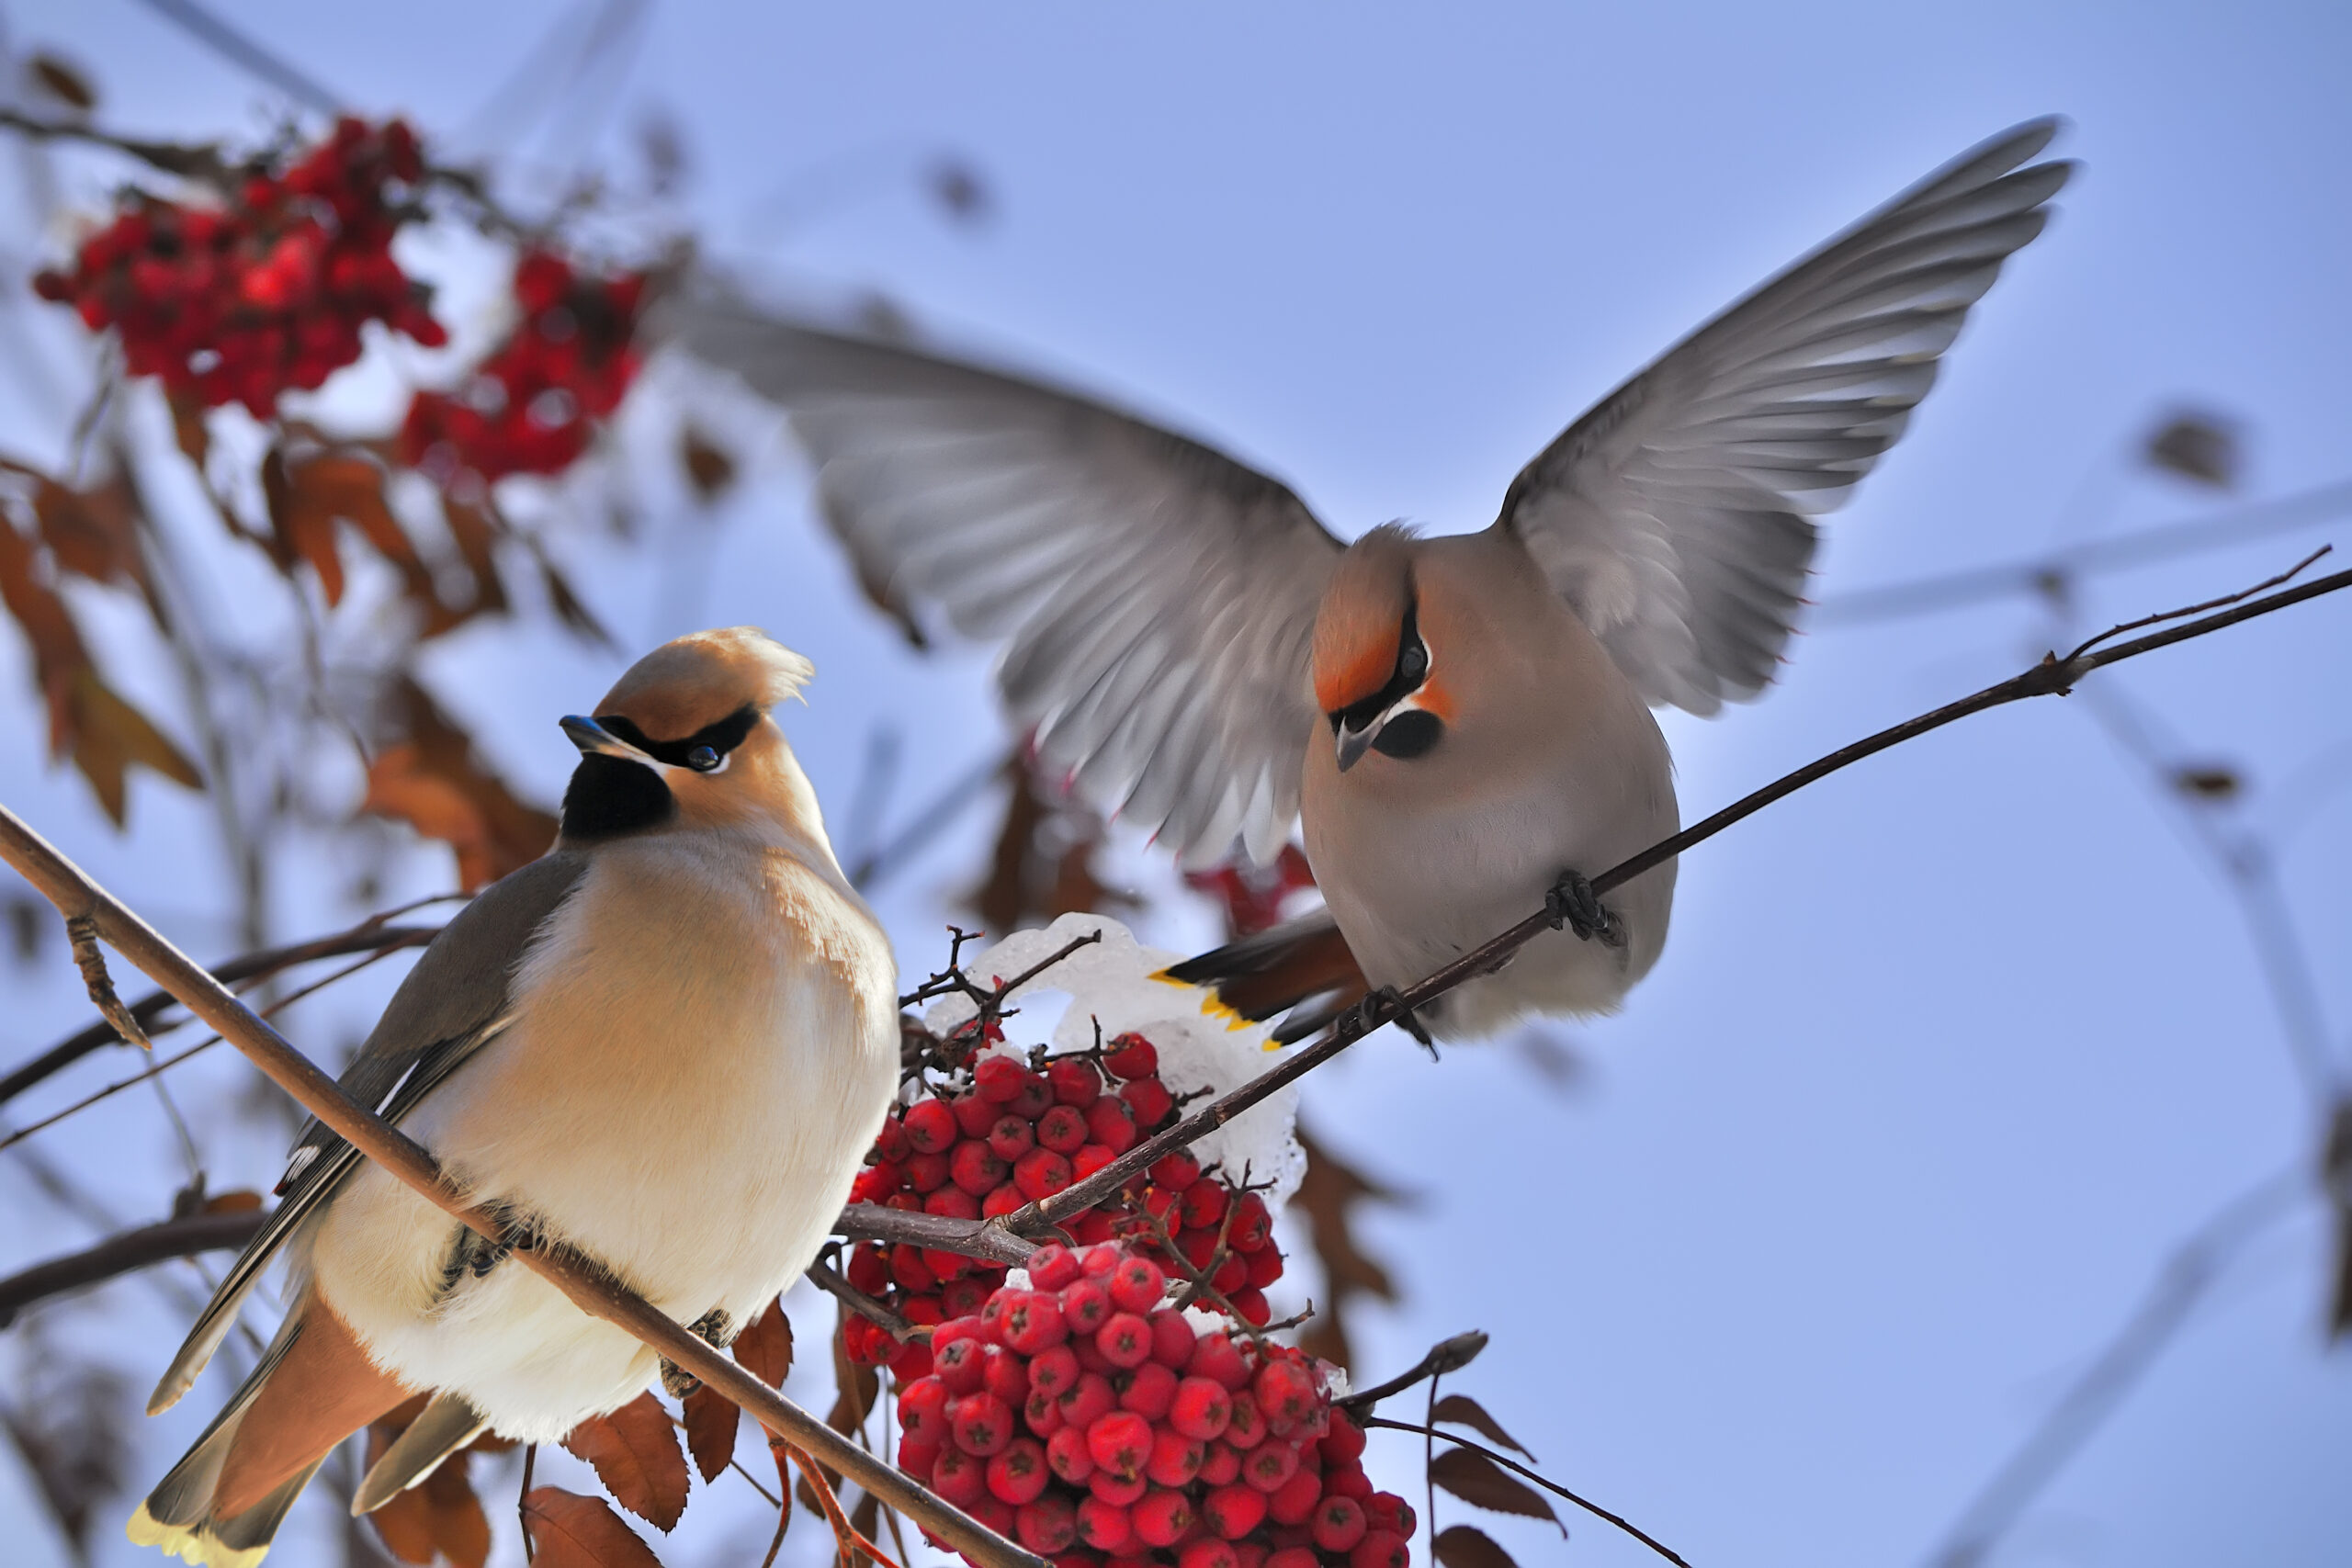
0,807 -> 1044,1568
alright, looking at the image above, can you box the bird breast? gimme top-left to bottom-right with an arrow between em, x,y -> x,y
306,829 -> 898,1438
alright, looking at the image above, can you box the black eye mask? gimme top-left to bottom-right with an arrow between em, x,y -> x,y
595,704 -> 760,771
1329,601 -> 1430,735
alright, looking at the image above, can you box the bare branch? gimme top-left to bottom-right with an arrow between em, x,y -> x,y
804,1257 -> 919,1344
1363,1416 -> 1691,1568
64,913 -> 149,1051
0,806 -> 1045,1568
0,1209 -> 264,1327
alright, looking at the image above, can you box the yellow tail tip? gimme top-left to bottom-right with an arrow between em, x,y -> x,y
127,1503 -> 271,1568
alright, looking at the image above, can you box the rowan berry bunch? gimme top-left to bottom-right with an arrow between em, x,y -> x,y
841,1032 -> 1286,1378
399,250 -> 646,488
31,116 -> 446,416
898,1241 -> 1413,1568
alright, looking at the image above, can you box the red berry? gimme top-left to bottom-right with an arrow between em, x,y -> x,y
1118,1359 -> 1179,1420
1012,1073 -> 1056,1120
1325,1466 -> 1373,1500
1047,1420 -> 1096,1483
1228,1287 -> 1272,1326
989,1114 -> 1036,1161
1028,1242 -> 1082,1290
1246,1246 -> 1284,1289
1060,1278 -> 1112,1336
1086,1097 -> 1139,1154
1017,1491 -> 1080,1554
984,1346 -> 1031,1404
1028,1343 -> 1080,1399
889,1244 -> 937,1292
1104,1034 -> 1159,1079
933,1445 -> 986,1506
936,1336 -> 987,1396
1312,1495 -> 1367,1552
975,1055 -> 1027,1103
1149,1310 -> 1196,1370
1025,1388 -> 1064,1438
1255,1359 -> 1318,1428
972,1493 -> 1018,1540
899,1375 -> 951,1441
904,1100 -> 958,1153
1121,1077 -> 1175,1128
1265,1551 -> 1318,1568
953,1393 -> 1016,1456
1016,1146 -> 1075,1200
1146,1426 -> 1205,1487
1225,1392 -> 1265,1449
873,1117 -> 910,1163
1096,1313 -> 1154,1370
1090,1470 -> 1147,1506
1188,1334 -> 1250,1393
1182,1540 -> 1239,1568
1202,1483 -> 1267,1540
1365,1495 -> 1415,1537
1077,1498 -> 1132,1552
1241,1438 -> 1299,1494
1199,1442 -> 1242,1486
1108,1258 -> 1167,1313
955,1092 -> 1001,1139
1002,1291 -> 1069,1355
944,1276 -> 992,1317
953,1139 -> 1011,1195
1073,1144 -> 1119,1180
985,1181 -> 1029,1218
1131,1486 -> 1193,1548
1181,1180 -> 1228,1228
847,1244 -> 889,1293
1351,1531 -> 1410,1568
1057,1371 -> 1116,1430
1048,1057 -> 1103,1106
898,1435 -> 941,1476
1267,1462 -> 1322,1524
988,1438 -> 1051,1506
1229,1193 -> 1272,1252
1087,1409 -> 1154,1480
1037,1104 -> 1091,1153
1170,1376 -> 1232,1441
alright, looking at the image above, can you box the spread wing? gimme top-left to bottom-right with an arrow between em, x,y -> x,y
1497,118 -> 2075,713
147,852 -> 587,1414
665,298 -> 1344,863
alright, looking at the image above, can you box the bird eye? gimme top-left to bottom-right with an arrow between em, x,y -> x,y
1398,637 -> 1428,686
687,745 -> 721,772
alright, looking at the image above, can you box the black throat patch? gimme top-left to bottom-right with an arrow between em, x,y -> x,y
560,753 -> 674,840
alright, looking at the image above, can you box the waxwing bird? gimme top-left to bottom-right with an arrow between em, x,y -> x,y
668,120 -> 2072,1040
130,627 -> 899,1566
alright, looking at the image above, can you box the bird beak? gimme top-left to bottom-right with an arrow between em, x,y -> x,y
561,715 -> 652,763
1334,719 -> 1377,774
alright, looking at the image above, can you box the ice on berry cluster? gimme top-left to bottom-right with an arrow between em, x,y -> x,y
925,914 -> 1305,1210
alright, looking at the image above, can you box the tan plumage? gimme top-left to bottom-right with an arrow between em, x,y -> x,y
668,121 -> 2073,1037
130,627 -> 898,1565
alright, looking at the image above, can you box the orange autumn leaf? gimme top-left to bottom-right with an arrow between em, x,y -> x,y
65,667 -> 202,826
360,678 -> 556,890
521,1487 -> 664,1568
731,1297 -> 793,1388
560,1393 -> 689,1532
263,448 -> 455,626
680,1383 -> 738,1485
365,1401 -> 493,1568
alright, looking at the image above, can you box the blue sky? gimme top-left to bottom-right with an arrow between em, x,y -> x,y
0,4 -> 2346,1566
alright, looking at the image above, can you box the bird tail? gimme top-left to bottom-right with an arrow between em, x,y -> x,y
1161,911 -> 1366,1041
351,1391 -> 490,1515
126,1319 -> 315,1567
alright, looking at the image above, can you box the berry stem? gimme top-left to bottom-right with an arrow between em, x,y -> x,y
1359,1417 -> 1690,1568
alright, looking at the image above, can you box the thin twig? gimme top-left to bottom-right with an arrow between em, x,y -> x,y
806,1257 -> 919,1342
1363,1416 -> 1692,1568
1337,1331 -> 1489,1416
0,1208 -> 264,1327
65,913 -> 150,1050
0,806 -> 1045,1568
2062,544 -> 2329,661
519,1442 -> 537,1563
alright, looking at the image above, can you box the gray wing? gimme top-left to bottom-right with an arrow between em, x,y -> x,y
1497,118 -> 2074,714
664,297 -> 1344,863
147,852 -> 587,1414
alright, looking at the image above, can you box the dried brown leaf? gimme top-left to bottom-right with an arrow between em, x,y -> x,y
0,511 -> 91,753
732,1297 -> 794,1387
1430,1448 -> 1563,1534
165,387 -> 209,470
522,1486 -> 666,1568
1295,1122 -> 1411,1371
32,472 -> 145,589
1432,1524 -> 1521,1568
367,1420 -> 492,1568
678,426 -> 736,502
64,667 -> 203,825
26,53 -> 95,111
561,1393 -> 690,1532
680,1382 -> 738,1484
440,496 -> 509,621
2144,412 -> 2242,490
362,678 -> 557,889
199,1188 -> 264,1214
1431,1395 -> 1536,1461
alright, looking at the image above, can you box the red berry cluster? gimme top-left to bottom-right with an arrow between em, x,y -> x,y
842,1035 -> 1285,1378
399,251 -> 645,488
898,1243 -> 1413,1568
31,117 -> 446,416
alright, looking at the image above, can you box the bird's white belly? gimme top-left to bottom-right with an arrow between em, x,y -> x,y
304,842 -> 896,1440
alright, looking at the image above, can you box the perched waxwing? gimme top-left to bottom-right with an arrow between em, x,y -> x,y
130,627 -> 899,1566
667,121 -> 2072,1040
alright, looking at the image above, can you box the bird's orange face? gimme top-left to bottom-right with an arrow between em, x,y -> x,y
1312,533 -> 1449,773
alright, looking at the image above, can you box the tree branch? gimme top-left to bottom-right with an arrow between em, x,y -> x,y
0,1208 -> 265,1327
1363,1416 -> 1691,1568
0,807 -> 1044,1568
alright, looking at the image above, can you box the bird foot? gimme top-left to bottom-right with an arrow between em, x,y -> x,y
1349,987 -> 1434,1051
662,1309 -> 736,1397
1545,871 -> 1627,949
